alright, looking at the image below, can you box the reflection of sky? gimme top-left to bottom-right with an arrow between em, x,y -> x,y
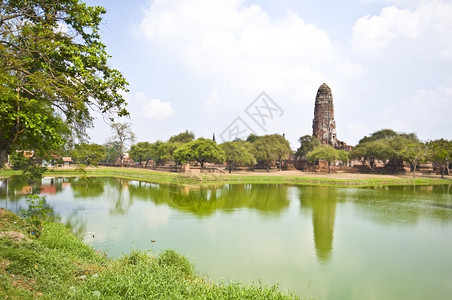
0,179 -> 451,299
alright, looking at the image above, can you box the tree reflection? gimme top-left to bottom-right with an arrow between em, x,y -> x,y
351,185 -> 452,225
299,186 -> 339,264
127,183 -> 290,218
109,178 -> 134,215
70,177 -> 104,198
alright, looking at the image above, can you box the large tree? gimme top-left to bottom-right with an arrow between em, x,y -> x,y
168,130 -> 195,144
350,129 -> 419,172
252,134 -> 292,172
108,122 -> 135,164
427,139 -> 452,178
220,141 -> 255,173
0,0 -> 129,166
129,141 -> 153,166
174,138 -> 225,168
296,135 -> 320,158
307,144 -> 348,174
400,141 -> 429,178
72,143 -> 105,167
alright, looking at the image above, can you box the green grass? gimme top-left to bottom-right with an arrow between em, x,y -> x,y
0,208 -> 302,299
2,166 -> 450,187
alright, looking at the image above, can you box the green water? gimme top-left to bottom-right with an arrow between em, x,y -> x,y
1,177 -> 451,300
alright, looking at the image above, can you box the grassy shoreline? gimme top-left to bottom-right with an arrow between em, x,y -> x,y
0,208 -> 301,299
2,166 -> 451,187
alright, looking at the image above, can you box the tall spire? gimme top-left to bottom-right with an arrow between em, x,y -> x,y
312,83 -> 337,147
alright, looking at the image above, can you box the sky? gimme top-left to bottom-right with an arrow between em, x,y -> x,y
85,0 -> 452,149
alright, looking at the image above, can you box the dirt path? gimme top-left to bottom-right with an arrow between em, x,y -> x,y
224,170 -> 452,180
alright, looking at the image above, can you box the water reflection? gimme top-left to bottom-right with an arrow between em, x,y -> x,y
128,183 -> 290,217
70,177 -> 104,198
299,187 -> 341,264
350,185 -> 452,226
2,179 -> 451,254
1,177 -> 452,299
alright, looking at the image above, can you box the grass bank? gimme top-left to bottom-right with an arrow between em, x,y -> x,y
2,166 -> 451,187
0,208 -> 301,299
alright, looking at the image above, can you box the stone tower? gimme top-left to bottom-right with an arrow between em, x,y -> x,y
312,83 -> 337,147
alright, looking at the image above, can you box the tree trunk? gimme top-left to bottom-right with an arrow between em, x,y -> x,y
446,159 -> 450,176
413,162 -> 417,178
0,148 -> 8,168
328,162 -> 331,174
266,163 -> 269,172
279,157 -> 282,171
228,162 -> 232,173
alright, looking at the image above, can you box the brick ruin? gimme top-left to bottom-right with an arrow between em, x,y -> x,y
312,83 -> 352,151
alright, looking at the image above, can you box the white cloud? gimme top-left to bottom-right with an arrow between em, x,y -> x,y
132,91 -> 174,120
136,0 -> 336,103
143,98 -> 175,120
381,80 -> 452,140
352,0 -> 452,55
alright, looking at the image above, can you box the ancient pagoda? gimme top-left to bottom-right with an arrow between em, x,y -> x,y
312,83 -> 352,150
312,83 -> 338,147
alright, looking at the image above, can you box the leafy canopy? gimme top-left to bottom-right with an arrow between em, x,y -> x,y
174,138 -> 225,168
0,0 -> 129,165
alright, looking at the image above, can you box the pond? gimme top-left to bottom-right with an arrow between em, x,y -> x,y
1,176 -> 451,300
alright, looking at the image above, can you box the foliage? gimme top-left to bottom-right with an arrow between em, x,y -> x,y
129,141 -> 180,166
296,135 -> 320,158
72,143 -> 105,166
174,138 -> 225,168
427,139 -> 452,178
168,130 -> 195,143
8,151 -> 47,180
252,134 -> 292,171
108,123 -> 136,163
220,141 -> 256,173
129,141 -> 153,165
350,128 -> 419,172
0,0 -> 129,167
103,141 -> 121,164
307,145 -> 348,174
246,133 -> 259,143
150,141 -> 174,165
20,194 -> 53,237
400,142 -> 429,178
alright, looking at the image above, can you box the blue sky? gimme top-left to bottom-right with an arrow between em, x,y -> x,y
85,0 -> 452,149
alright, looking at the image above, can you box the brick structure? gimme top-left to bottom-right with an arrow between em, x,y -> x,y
312,83 -> 352,151
313,83 -> 337,146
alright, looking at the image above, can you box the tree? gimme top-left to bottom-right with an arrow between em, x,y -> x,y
129,142 -> 153,166
151,141 -> 177,165
108,123 -> 135,165
427,139 -> 452,178
307,145 -> 347,174
103,141 -> 121,164
400,142 -> 429,178
220,141 -> 256,173
350,139 -> 392,169
252,134 -> 292,172
8,151 -> 46,179
296,135 -> 320,158
272,135 -> 292,171
168,130 -> 195,144
350,129 -> 419,173
173,138 -> 225,168
72,143 -> 105,167
0,0 -> 129,167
